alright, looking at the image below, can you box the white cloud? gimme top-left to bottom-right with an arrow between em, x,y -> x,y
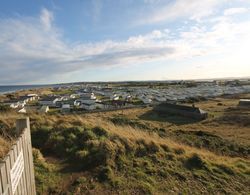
137,0 -> 225,24
40,8 -> 54,31
224,7 -> 248,15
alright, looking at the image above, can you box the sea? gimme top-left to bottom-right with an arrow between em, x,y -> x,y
0,85 -> 52,94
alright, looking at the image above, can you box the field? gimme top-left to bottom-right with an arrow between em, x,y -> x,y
0,93 -> 250,194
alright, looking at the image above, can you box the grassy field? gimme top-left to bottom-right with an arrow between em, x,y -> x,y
0,93 -> 250,194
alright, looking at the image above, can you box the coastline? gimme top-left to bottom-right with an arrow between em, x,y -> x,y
0,85 -> 52,95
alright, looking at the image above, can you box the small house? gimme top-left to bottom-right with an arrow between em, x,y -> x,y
238,99 -> 250,107
61,104 -> 71,112
3,100 -> 24,108
39,97 -> 59,107
81,102 -> 96,110
40,106 -> 49,113
18,107 -> 27,113
154,103 -> 208,120
27,94 -> 39,100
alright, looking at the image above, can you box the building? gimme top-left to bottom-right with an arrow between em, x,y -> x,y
18,107 -> 27,113
39,97 -> 60,107
27,94 -> 39,100
81,102 -> 97,110
2,100 -> 22,108
111,94 -> 119,101
40,106 -> 49,113
17,106 -> 38,113
238,99 -> 250,107
61,104 -> 71,112
154,103 -> 208,120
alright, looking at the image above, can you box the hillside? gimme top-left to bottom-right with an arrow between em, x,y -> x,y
0,94 -> 250,194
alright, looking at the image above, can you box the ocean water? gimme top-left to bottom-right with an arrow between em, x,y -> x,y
0,85 -> 50,94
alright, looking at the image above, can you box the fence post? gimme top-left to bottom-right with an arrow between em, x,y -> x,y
16,118 -> 30,135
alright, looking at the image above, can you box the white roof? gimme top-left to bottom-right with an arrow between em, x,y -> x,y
62,104 -> 70,108
239,99 -> 250,102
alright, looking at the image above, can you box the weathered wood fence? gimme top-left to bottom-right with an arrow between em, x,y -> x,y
0,118 -> 36,195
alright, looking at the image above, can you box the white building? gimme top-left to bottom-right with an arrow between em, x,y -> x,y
40,106 -> 49,113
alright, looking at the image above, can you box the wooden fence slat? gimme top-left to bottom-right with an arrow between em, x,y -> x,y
25,119 -> 36,195
20,135 -> 28,195
9,149 -> 14,195
0,162 -> 7,194
27,143 -> 35,195
0,165 -> 3,194
5,157 -> 12,195
23,130 -> 32,195
18,138 -> 23,195
25,129 -> 32,195
16,139 -> 24,195
25,134 -> 31,195
13,144 -> 20,195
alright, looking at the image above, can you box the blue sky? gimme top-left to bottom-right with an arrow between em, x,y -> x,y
0,0 -> 250,84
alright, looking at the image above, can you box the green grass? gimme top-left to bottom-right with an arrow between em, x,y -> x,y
31,122 -> 250,194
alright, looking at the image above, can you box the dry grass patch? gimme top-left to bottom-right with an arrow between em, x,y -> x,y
0,137 -> 11,159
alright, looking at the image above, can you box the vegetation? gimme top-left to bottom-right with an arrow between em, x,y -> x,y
0,104 -> 11,112
0,94 -> 250,194
30,121 -> 250,194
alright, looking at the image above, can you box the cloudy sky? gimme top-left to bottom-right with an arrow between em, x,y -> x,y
0,0 -> 250,84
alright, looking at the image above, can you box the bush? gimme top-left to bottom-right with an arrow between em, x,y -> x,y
0,104 -> 10,112
98,166 -> 114,182
33,148 -> 50,170
217,164 -> 235,175
32,126 -> 51,149
75,150 -> 89,161
186,153 -> 206,169
93,127 -> 109,137
174,148 -> 185,155
160,144 -> 172,152
81,130 -> 97,141
72,176 -> 87,186
135,145 -> 148,157
146,141 -> 160,154
137,181 -> 154,195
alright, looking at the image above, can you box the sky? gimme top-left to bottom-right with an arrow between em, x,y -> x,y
0,0 -> 250,85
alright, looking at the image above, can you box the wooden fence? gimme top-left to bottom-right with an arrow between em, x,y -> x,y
0,118 -> 36,195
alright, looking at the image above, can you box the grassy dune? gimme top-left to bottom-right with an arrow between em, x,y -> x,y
0,94 -> 250,194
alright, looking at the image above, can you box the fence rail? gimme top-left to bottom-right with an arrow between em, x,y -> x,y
0,118 -> 36,195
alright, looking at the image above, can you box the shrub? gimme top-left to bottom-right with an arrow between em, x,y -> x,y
72,176 -> 87,186
160,144 -> 172,152
186,153 -> 206,169
174,148 -> 185,155
135,145 -> 148,157
217,164 -> 235,175
98,166 -> 114,182
75,150 -> 89,161
93,126 -> 109,137
47,133 -> 66,155
146,141 -> 160,154
0,104 -> 10,112
81,130 -> 97,141
31,126 -> 51,149
137,181 -> 154,195
33,148 -> 50,170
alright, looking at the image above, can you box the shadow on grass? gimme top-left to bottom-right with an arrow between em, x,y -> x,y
139,110 -> 201,125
